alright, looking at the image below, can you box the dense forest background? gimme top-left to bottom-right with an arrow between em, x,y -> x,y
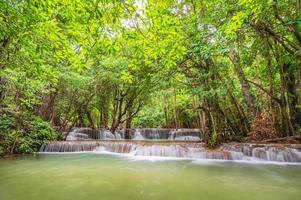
0,0 -> 300,155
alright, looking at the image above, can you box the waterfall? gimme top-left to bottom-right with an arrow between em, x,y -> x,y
65,127 -> 202,141
220,144 -> 301,162
66,128 -> 94,140
130,128 -> 201,140
115,133 -> 122,140
98,130 -> 115,140
168,129 -> 201,141
141,128 -> 165,139
57,128 -> 301,163
39,141 -> 301,163
132,129 -> 145,140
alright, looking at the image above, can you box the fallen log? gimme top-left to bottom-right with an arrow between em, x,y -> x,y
259,136 -> 301,143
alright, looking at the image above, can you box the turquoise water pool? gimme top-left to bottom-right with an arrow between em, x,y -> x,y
1,153 -> 301,200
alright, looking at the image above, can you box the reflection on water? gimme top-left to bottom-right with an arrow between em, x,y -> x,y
1,154 -> 301,200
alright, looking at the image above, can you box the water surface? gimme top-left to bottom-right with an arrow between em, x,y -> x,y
1,153 -> 301,200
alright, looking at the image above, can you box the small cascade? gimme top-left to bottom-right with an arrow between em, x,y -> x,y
40,141 -> 101,152
98,130 -> 115,140
132,144 -> 194,157
40,141 -> 301,163
168,129 -> 201,141
129,128 -> 201,141
115,129 -> 124,139
66,128 -> 119,140
141,128 -> 169,139
115,133 -> 122,140
221,144 -> 301,163
129,128 -> 169,140
66,128 -> 96,140
132,129 -> 145,140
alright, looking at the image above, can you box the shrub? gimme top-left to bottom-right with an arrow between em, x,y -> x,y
0,112 -> 58,155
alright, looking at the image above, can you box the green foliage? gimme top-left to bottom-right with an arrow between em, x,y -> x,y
1,0 -> 300,151
0,113 -> 58,155
133,107 -> 165,128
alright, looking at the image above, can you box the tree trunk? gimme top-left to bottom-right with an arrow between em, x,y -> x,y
279,63 -> 295,136
230,50 -> 259,117
99,95 -> 109,128
173,87 -> 178,128
86,109 -> 94,128
267,59 -> 282,136
125,110 -> 133,139
285,63 -> 301,130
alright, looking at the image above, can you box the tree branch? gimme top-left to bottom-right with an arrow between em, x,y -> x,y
246,79 -> 281,104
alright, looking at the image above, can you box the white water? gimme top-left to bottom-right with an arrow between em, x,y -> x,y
57,128 -> 301,164
40,142 -> 301,164
132,129 -> 145,140
115,133 -> 122,139
99,130 -> 115,140
66,128 -> 91,140
168,130 -> 201,141
66,127 -> 202,141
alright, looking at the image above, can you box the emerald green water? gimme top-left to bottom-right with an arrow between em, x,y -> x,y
1,154 -> 301,200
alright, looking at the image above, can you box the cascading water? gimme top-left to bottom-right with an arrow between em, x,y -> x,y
51,128 -> 301,163
115,133 -> 122,139
65,127 -> 202,141
39,141 -> 301,163
66,128 -> 93,140
99,130 -> 115,140
132,128 -> 201,140
168,129 -> 201,141
132,129 -> 145,140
